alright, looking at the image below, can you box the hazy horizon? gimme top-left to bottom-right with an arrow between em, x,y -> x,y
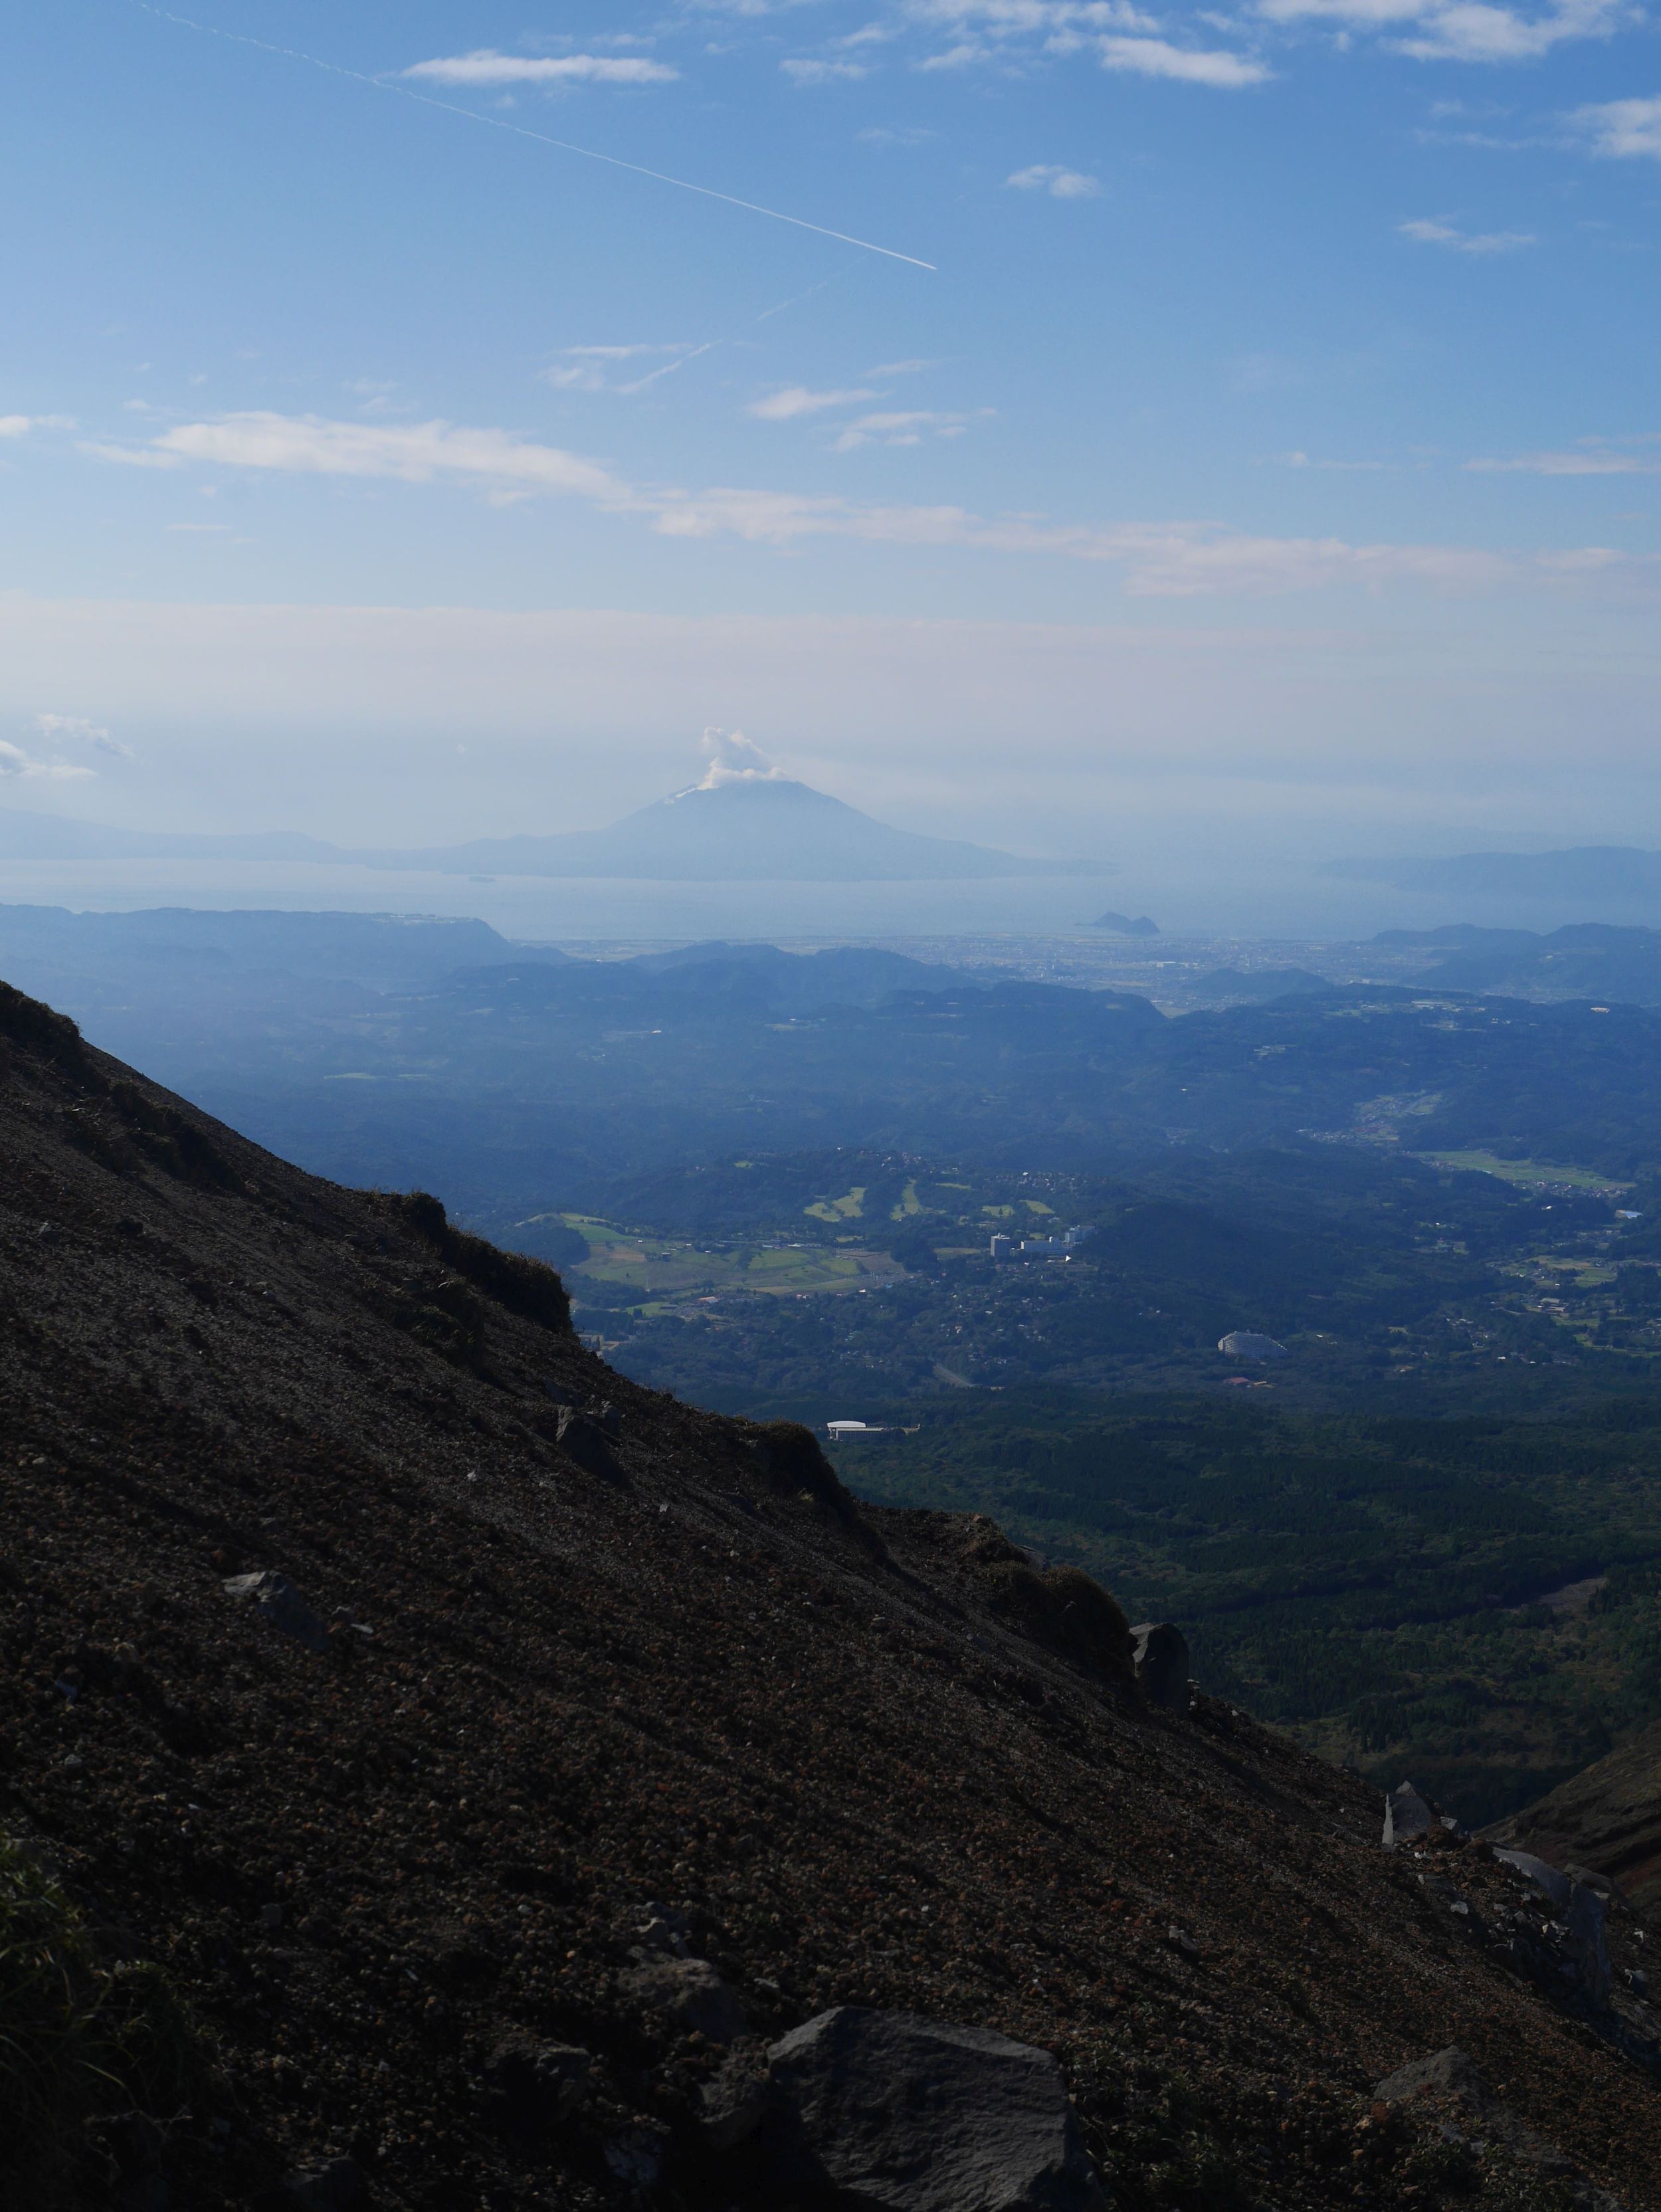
7,1 -> 1661,883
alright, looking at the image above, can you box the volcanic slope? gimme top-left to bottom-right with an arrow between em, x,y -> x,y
1492,1730 -> 1661,1916
4,980 -> 1661,2211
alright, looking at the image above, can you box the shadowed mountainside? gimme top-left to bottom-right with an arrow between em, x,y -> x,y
1492,1727 -> 1661,1916
5,979 -> 1661,2208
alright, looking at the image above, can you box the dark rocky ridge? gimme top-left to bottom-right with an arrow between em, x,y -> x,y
1491,1726 -> 1661,1916
3,979 -> 1661,2208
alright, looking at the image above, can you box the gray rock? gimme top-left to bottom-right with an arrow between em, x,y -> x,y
1374,2048 -> 1622,2204
1495,1848 -> 1573,1909
620,1955 -> 746,2044
1565,1880 -> 1612,2007
1565,1862 -> 1624,1907
478,2038 -> 592,2139
760,2006 -> 1107,2212
1381,1782 -> 1438,1849
1628,1967 -> 1650,1999
556,1407 -> 619,1478
700,2039 -> 774,2149
635,1903 -> 692,1955
221,1571 -> 329,1653
1128,1623 -> 1189,1713
1375,2047 -> 1490,2108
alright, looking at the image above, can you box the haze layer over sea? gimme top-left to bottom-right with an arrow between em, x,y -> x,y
5,855 -> 1658,944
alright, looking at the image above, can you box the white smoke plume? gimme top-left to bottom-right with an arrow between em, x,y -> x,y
697,728 -> 787,788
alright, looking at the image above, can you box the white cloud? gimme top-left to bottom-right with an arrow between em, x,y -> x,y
1098,36 -> 1272,82
543,344 -> 702,393
1466,443 -> 1661,474
1399,216 -> 1535,251
696,727 -> 787,785
748,385 -> 880,419
403,51 -> 678,86
904,2 -> 1264,81
1007,162 -> 1102,195
90,413 -> 625,502
1274,451 -> 1394,470
82,409 -> 1639,601
0,738 -> 92,781
33,712 -> 131,758
636,484 -> 1620,597
866,357 -> 937,375
1571,95 -> 1661,157
1256,0 -> 1627,60
0,714 -> 120,781
1397,0 -> 1624,59
781,57 -> 872,80
832,408 -> 992,449
908,2 -> 1157,28
0,414 -> 75,439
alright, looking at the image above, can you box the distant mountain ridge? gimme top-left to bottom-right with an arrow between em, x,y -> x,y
0,775 -> 1106,882
1332,847 -> 1661,900
1372,922 -> 1661,1005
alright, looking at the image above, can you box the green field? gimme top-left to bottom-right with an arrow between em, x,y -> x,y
561,1215 -> 904,1305
1413,1149 -> 1633,1193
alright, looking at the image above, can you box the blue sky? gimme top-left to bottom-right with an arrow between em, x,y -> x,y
3,0 -> 1660,865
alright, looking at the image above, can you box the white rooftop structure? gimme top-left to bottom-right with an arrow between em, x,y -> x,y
1217,1331 -> 1289,1361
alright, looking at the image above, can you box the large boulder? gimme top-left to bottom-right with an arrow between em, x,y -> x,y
619,1956 -> 746,2044
758,2006 -> 1107,2211
1382,1782 -> 1440,1849
1128,1624 -> 1189,1712
221,1571 -> 329,1653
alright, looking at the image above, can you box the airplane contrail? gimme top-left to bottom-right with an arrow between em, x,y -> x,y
124,4 -> 938,272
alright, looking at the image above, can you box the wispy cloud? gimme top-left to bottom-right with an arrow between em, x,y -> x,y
0,741 -> 91,781
34,712 -> 131,758
1256,0 -> 1628,62
907,2 -> 1158,30
1467,438 -> 1661,474
1570,95 -> 1661,157
1399,215 -> 1535,251
0,414 -> 76,439
1098,36 -> 1272,82
781,57 -> 872,80
84,409 -> 1638,599
918,41 -> 993,66
833,408 -> 991,449
1275,450 -> 1395,470
543,344 -> 706,394
0,712 -> 127,781
902,2 -> 1266,82
88,413 -> 623,502
403,51 -> 678,86
1008,163 -> 1102,195
748,385 -> 881,419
